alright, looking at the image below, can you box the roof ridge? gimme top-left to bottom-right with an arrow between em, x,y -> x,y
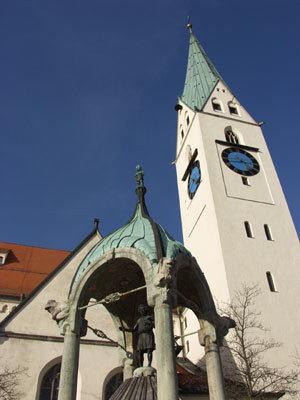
0,241 -> 70,253
0,227 -> 100,329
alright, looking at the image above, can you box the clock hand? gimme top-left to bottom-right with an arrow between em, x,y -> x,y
230,158 -> 252,166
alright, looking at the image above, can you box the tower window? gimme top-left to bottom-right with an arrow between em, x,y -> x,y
212,98 -> 222,112
186,115 -> 190,126
244,221 -> 254,238
181,129 -> 184,139
266,271 -> 277,292
184,317 -> 187,329
225,128 -> 239,144
242,177 -> 250,186
264,224 -> 273,241
228,102 -> 239,116
186,340 -> 190,354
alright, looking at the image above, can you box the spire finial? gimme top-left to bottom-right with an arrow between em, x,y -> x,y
187,16 -> 192,33
93,218 -> 99,230
135,165 -> 147,202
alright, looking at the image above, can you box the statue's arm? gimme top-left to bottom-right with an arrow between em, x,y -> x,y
119,327 -> 135,333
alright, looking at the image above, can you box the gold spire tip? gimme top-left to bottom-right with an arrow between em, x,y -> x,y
187,22 -> 193,32
187,16 -> 192,32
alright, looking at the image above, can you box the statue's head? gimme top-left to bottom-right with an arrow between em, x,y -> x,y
45,299 -> 58,315
138,304 -> 149,316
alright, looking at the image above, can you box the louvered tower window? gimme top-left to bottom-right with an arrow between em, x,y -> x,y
228,102 -> 239,115
225,129 -> 239,144
212,98 -> 222,112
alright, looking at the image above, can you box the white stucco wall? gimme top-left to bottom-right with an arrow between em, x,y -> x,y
0,299 -> 18,323
0,233 -> 123,400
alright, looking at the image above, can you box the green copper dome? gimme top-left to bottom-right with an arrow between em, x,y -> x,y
181,29 -> 223,111
70,166 -> 190,291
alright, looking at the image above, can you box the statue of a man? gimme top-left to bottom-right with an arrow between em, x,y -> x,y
121,304 -> 155,367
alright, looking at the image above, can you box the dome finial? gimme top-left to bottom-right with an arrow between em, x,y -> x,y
135,165 -> 147,201
135,165 -> 144,188
187,16 -> 192,33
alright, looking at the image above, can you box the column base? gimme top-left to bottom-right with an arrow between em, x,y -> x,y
133,366 -> 156,377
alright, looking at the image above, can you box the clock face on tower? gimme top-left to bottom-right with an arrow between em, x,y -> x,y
188,160 -> 201,199
222,147 -> 260,176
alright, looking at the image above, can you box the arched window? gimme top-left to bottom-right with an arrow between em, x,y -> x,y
39,363 -> 61,400
211,98 -> 223,112
103,369 -> 123,400
225,127 -> 239,144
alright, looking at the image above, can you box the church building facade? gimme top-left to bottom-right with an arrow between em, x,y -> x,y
0,24 -> 299,400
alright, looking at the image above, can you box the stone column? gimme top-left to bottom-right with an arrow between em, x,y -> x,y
154,294 -> 177,400
58,327 -> 80,400
199,321 -> 226,400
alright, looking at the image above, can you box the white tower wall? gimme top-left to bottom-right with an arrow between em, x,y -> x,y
175,78 -> 300,371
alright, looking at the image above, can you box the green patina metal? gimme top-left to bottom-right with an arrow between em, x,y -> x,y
70,166 -> 190,293
181,32 -> 223,111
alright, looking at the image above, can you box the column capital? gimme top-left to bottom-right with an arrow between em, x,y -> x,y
152,258 -> 177,307
45,299 -> 71,335
199,315 -> 235,346
198,320 -> 217,347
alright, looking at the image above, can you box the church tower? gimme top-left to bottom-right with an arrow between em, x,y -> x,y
175,25 -> 300,368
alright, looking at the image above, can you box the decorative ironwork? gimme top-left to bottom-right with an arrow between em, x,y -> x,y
78,285 -> 146,311
87,325 -> 133,359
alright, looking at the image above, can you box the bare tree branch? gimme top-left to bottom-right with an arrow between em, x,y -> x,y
0,366 -> 26,400
219,283 -> 298,399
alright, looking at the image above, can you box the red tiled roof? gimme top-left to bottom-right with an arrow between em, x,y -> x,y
176,358 -> 208,394
0,242 -> 70,298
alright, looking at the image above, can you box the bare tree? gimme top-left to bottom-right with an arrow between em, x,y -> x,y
219,284 -> 298,399
0,366 -> 25,400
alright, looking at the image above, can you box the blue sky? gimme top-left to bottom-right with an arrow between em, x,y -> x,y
0,0 -> 299,250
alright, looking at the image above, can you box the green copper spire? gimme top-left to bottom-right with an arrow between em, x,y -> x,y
181,25 -> 223,110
